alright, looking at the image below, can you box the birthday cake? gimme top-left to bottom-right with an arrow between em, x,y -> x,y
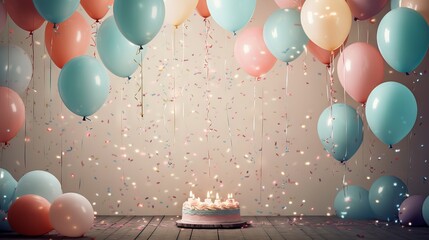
180,192 -> 242,224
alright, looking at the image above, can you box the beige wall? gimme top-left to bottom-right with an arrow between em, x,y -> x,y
1,1 -> 429,216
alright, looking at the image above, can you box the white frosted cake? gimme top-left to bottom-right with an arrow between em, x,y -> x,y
181,192 -> 241,224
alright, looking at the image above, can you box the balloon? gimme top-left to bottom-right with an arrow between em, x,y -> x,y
0,210 -> 11,232
81,0 -> 114,22
307,40 -> 343,66
0,2 -> 5,33
58,56 -> 110,119
263,9 -> 309,63
337,42 -> 385,104
196,0 -> 210,18
97,16 -> 147,78
0,168 -> 17,211
274,0 -> 305,9
334,185 -> 374,220
391,0 -> 401,9
114,0 -> 165,48
234,27 -> 277,77
346,0 -> 388,21
377,7 -> 429,73
15,170 -> 62,203
0,44 -> 32,94
50,193 -> 94,237
423,196 -> 429,225
366,81 -> 417,147
8,194 -> 52,236
369,176 -> 408,221
45,12 -> 91,68
399,195 -> 426,227
164,0 -> 198,27
0,87 -> 25,144
301,0 -> 352,51
207,0 -> 256,34
4,0 -> 45,32
33,0 -> 79,25
401,0 -> 429,24
317,103 -> 363,162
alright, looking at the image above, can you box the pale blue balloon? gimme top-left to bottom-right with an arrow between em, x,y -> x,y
33,0 -> 80,24
369,176 -> 408,222
423,196 -> 429,225
334,185 -> 374,220
366,81 -> 417,147
391,0 -> 400,9
263,9 -> 308,63
377,7 -> 429,73
317,103 -> 363,162
15,170 -> 62,203
0,210 -> 11,232
0,168 -> 16,211
114,0 -> 165,47
97,16 -> 147,78
207,0 -> 256,34
0,44 -> 32,94
58,56 -> 110,119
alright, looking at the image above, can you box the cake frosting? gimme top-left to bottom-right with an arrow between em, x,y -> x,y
181,192 -> 241,224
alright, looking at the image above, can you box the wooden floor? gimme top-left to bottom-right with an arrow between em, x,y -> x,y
1,216 -> 429,240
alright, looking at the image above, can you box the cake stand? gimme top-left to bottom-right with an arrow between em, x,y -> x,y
176,220 -> 248,229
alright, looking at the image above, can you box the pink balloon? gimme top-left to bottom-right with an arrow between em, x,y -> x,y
274,0 -> 305,9
347,0 -> 388,20
5,0 -> 45,32
337,42 -> 384,104
0,2 -> 6,33
0,87 -> 25,144
234,27 -> 277,77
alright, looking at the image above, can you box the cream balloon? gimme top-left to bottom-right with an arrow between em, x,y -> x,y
401,0 -> 429,24
164,0 -> 198,27
301,0 -> 352,51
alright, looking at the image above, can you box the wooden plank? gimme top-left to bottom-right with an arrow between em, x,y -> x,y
148,216 -> 181,240
94,216 -> 134,240
268,216 -> 312,240
218,228 -> 245,240
105,216 -> 153,240
240,216 -> 270,240
190,229 -> 219,240
177,227 -> 193,240
255,216 -> 284,240
135,216 -> 164,240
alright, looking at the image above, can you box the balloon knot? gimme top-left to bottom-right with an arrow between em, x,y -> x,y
29,31 -> 33,36
127,76 -> 131,80
354,17 -> 358,22
233,31 -> 237,36
82,116 -> 92,122
83,116 -> 87,121
389,144 -> 393,149
405,72 -> 410,76
139,45 -> 144,50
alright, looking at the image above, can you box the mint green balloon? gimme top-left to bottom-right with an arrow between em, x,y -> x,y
317,103 -> 363,162
263,9 -> 308,63
33,0 -> 79,24
113,0 -> 165,48
58,56 -> 110,118
377,7 -> 429,73
207,0 -> 256,34
15,170 -> 62,203
366,81 -> 417,147
97,16 -> 147,78
334,185 -> 374,220
0,168 -> 16,211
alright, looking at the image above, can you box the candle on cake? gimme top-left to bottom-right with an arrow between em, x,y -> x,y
214,193 -> 221,205
204,191 -> 212,204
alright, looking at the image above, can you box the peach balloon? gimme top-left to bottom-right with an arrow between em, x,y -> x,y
337,42 -> 384,104
81,0 -> 114,22
274,0 -> 305,9
5,0 -> 45,32
307,37 -> 347,65
0,87 -> 25,144
164,0 -> 198,27
7,195 -> 52,236
234,27 -> 277,77
45,12 -> 91,68
196,0 -> 210,18
401,0 -> 429,24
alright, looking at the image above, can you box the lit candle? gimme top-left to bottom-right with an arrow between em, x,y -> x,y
214,193 -> 221,205
188,191 -> 194,203
227,193 -> 234,203
204,191 -> 212,204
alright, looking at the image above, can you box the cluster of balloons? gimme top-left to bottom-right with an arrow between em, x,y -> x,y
0,169 -> 94,237
334,176 -> 408,222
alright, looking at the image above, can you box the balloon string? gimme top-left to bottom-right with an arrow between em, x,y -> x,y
357,20 -> 360,42
172,27 -> 176,145
140,48 -> 144,118
340,45 -> 348,161
253,77 -> 257,163
181,24 -> 186,123
224,32 -> 234,156
260,85 -> 265,203
285,63 -> 290,153
366,20 -> 370,44
60,130 -> 63,185
204,18 -> 212,176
